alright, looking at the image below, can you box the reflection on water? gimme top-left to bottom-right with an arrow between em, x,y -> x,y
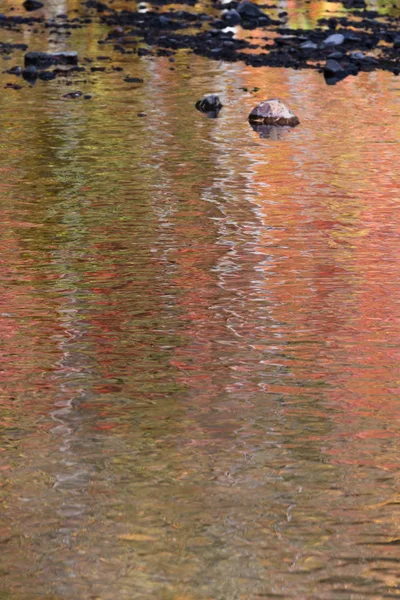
0,42 -> 400,600
248,121 -> 295,139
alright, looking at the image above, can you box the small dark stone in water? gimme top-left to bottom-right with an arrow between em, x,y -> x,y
137,48 -> 152,56
84,94 -> 92,99
5,82 -> 22,89
328,51 -> 344,60
137,112 -> 147,117
222,9 -> 241,25
6,66 -> 22,76
124,76 -> 143,83
248,99 -> 299,126
25,51 -> 78,68
324,58 -> 345,78
23,0 -> 43,10
237,0 -> 265,19
350,51 -> 366,60
195,94 -> 223,114
38,70 -> 56,80
63,90 -> 82,98
85,0 -> 110,11
22,65 -> 37,82
300,40 -> 318,50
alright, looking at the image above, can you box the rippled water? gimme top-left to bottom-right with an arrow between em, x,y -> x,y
1,17 -> 400,599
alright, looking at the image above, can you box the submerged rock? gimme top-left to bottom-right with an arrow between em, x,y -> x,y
24,51 -> 78,68
248,98 -> 299,126
195,94 -> 223,117
23,0 -> 44,10
22,65 -> 37,82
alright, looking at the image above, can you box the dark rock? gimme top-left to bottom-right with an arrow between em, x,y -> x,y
63,90 -> 82,98
6,66 -> 22,75
137,48 -> 152,56
328,51 -> 344,59
157,15 -> 171,27
5,82 -> 22,89
323,58 -> 345,77
350,50 -> 366,60
25,51 -> 78,68
195,94 -> 223,116
343,32 -> 361,43
248,98 -> 299,126
38,70 -> 56,80
85,0 -> 111,11
124,76 -> 143,83
23,0 -> 44,10
237,1 -> 264,19
84,94 -> 92,99
22,65 -> 37,82
222,9 -> 241,24
300,40 -> 318,50
137,111 -> 147,117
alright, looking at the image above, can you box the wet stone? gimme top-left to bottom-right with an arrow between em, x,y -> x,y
195,94 -> 223,117
63,90 -> 83,98
38,70 -> 56,80
24,51 -> 78,68
350,51 -> 366,60
321,33 -> 345,48
6,66 -> 22,75
222,9 -> 241,25
22,65 -> 37,82
23,0 -> 44,10
300,41 -> 318,50
324,58 -> 345,78
237,1 -> 265,19
248,98 -> 300,126
5,82 -> 22,89
124,76 -> 143,83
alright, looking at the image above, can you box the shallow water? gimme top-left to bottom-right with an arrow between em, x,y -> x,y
1,18 -> 400,600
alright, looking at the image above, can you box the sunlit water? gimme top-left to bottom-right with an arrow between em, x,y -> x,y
0,17 -> 400,599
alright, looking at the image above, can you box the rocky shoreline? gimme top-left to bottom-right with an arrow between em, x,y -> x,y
1,0 -> 400,91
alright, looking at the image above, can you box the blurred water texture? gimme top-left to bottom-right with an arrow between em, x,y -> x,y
0,0 -> 400,597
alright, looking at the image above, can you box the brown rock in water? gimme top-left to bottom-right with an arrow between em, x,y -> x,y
248,98 -> 299,126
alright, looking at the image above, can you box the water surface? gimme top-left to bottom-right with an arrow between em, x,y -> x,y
0,33 -> 400,600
